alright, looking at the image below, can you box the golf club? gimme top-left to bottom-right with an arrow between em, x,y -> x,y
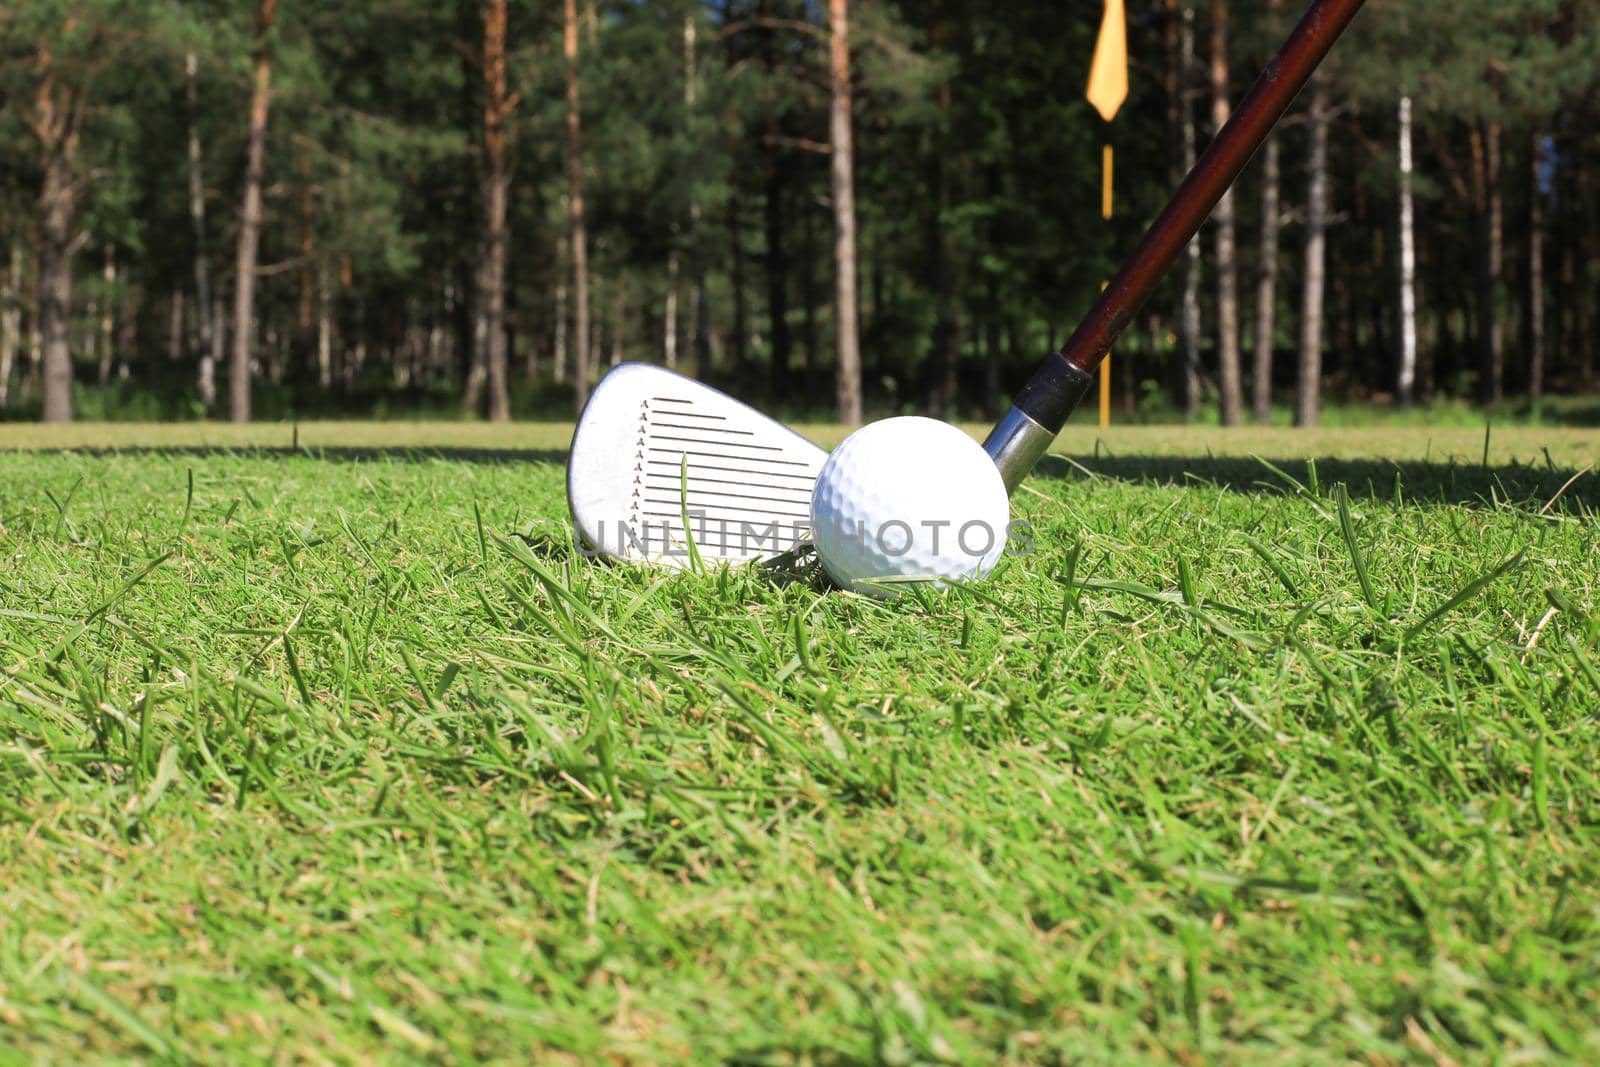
569,0 -> 1367,566
567,363 -> 827,566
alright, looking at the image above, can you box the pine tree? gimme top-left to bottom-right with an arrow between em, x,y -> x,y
229,0 -> 279,423
829,0 -> 862,426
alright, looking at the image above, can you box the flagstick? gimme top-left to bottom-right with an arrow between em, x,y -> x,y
1086,0 -> 1127,430
1099,141 -> 1114,428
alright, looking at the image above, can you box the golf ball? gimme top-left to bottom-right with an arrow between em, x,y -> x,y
810,416 -> 1010,598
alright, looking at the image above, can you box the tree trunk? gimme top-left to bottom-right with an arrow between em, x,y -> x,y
464,296 -> 487,411
867,227 -> 883,349
480,0 -> 512,421
590,289 -> 602,372
760,2 -> 791,400
801,203 -> 820,408
685,14 -> 709,369
33,46 -> 83,425
316,262 -> 333,388
427,293 -> 447,382
230,0 -> 279,423
26,319 -> 42,399
829,0 -> 862,426
981,165 -> 1004,421
1332,267 -> 1354,391
1554,210 -> 1571,386
729,194 -> 748,373
84,279 -> 99,380
565,0 -> 591,410
264,325 -> 281,386
763,143 -> 790,399
1579,186 -> 1596,385
515,289 -> 532,386
1486,124 -> 1504,404
1470,121 -> 1504,405
553,235 -> 568,383
1169,0 -> 1203,419
926,47 -> 958,420
168,290 -> 185,363
1252,133 -> 1280,421
761,206 -> 787,395
1210,0 -> 1241,426
1396,94 -> 1418,408
295,237 -> 313,359
664,250 -> 679,368
40,229 -> 79,423
203,295 -> 224,406
1528,134 -> 1546,406
292,148 -> 315,393
0,242 -> 19,410
37,201 -> 75,425
185,51 -> 218,413
115,281 -> 136,383
1179,106 -> 1203,409
96,248 -> 116,385
610,276 -> 625,367
168,289 -> 187,369
1414,274 -> 1432,401
1250,0 -> 1281,423
983,274 -> 1002,420
1294,79 -> 1329,428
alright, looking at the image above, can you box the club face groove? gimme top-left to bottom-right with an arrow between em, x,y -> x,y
568,364 -> 827,568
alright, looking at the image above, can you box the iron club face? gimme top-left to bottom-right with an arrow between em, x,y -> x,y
567,364 -> 827,567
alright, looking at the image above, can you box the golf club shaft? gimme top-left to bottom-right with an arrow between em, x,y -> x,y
984,0 -> 1367,491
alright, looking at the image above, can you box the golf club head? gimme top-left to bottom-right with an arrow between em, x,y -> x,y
568,364 -> 827,568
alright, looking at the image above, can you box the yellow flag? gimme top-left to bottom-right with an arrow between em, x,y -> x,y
1086,0 -> 1128,123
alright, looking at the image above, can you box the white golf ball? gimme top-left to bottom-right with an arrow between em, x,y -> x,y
810,416 -> 1011,598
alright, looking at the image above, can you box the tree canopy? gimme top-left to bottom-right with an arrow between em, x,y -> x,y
1,0 -> 1597,424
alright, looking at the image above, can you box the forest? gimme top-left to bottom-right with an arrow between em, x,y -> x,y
1,0 -> 1597,427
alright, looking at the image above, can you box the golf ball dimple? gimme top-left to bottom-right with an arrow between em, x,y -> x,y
810,417 -> 1011,598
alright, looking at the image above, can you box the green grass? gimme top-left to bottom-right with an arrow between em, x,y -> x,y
2,423 -> 1599,1063
3,417 -> 1599,467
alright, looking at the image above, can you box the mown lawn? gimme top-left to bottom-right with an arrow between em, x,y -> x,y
2,422 -> 1598,1063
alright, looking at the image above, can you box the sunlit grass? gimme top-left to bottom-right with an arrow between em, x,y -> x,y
4,417 -> 1599,469
2,425 -> 1598,1061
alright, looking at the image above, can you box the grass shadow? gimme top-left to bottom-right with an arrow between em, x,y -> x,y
20,444 -> 1596,515
13,445 -> 571,466
1036,453 -> 1598,515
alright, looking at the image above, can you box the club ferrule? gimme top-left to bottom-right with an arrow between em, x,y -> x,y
1013,354 -> 1095,434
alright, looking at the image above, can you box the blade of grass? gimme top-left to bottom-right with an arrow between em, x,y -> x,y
1336,484 -> 1381,612
1404,551 -> 1526,642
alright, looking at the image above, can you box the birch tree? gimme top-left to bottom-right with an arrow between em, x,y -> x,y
185,50 -> 220,412
1210,0 -> 1241,425
1395,93 -> 1418,407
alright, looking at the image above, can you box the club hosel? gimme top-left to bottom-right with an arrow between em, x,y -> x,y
983,355 -> 1094,493
983,408 -> 1055,494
